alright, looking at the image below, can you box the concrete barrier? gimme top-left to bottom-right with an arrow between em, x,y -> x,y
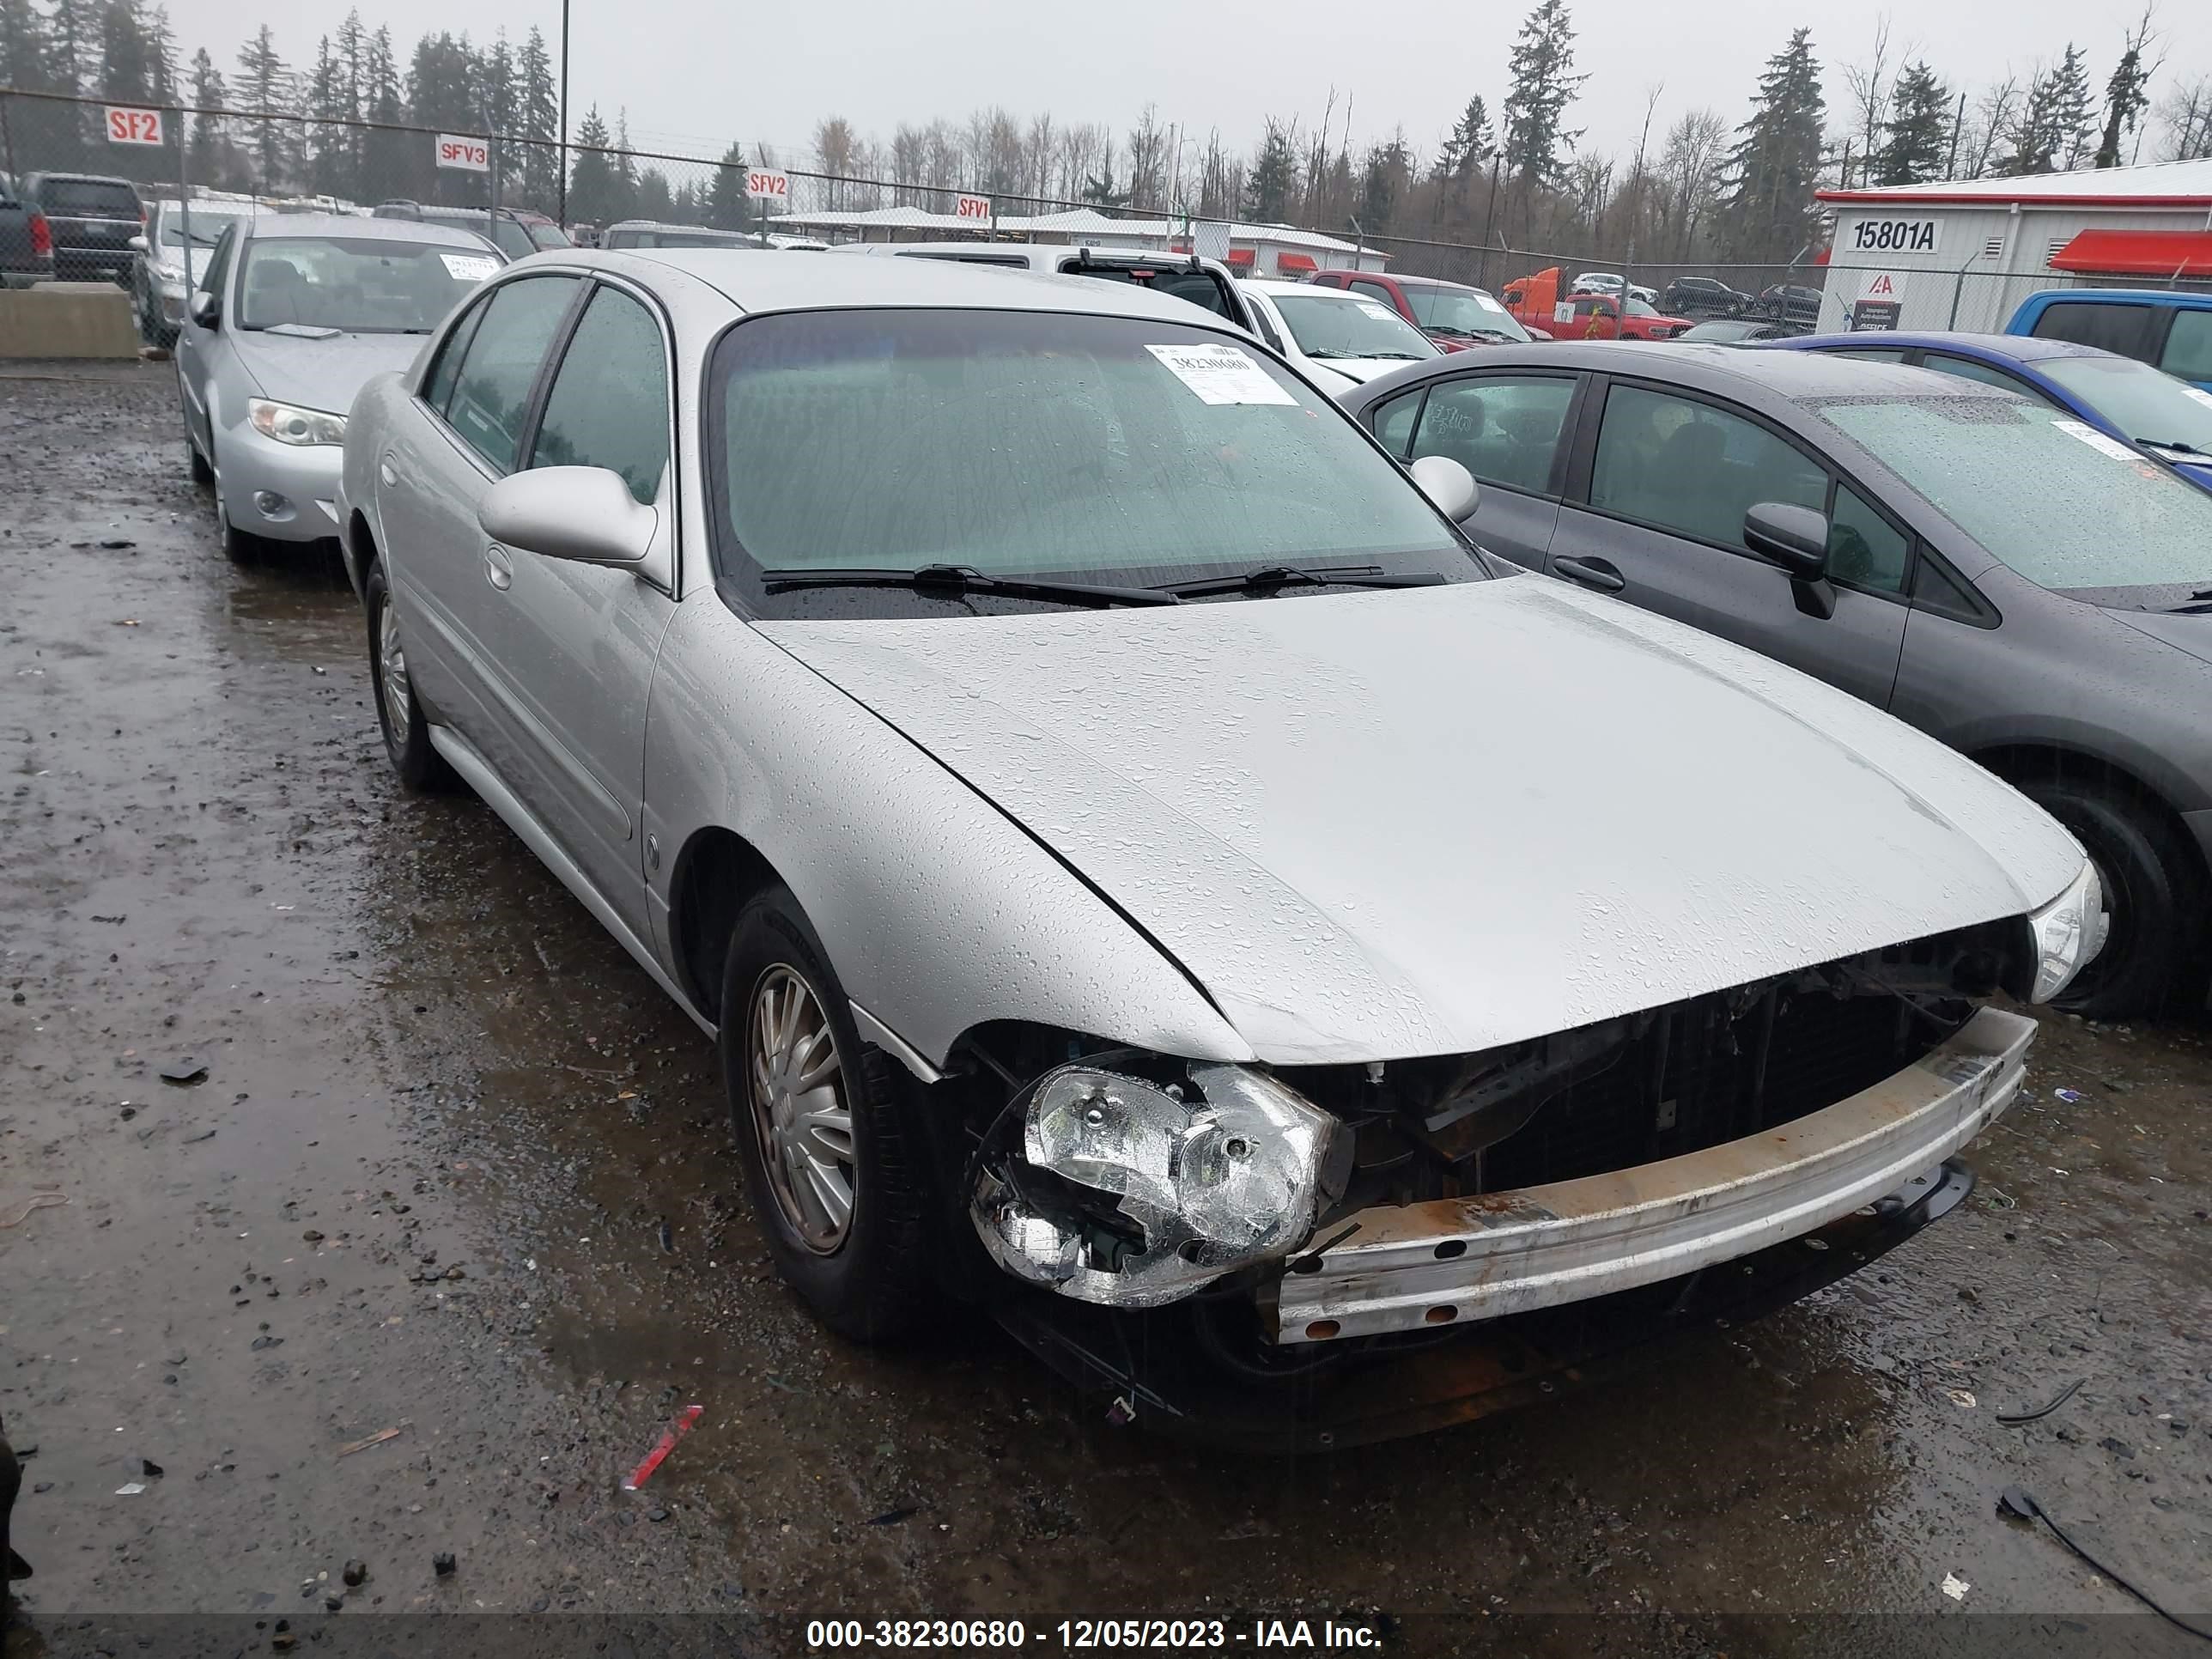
0,283 -> 139,360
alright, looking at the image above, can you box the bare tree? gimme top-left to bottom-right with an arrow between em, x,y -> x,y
1961,76 -> 2021,179
813,115 -> 857,206
1656,107 -> 1726,258
1841,15 -> 1897,190
889,124 -> 926,205
1126,103 -> 1169,211
1024,112 -> 1055,201
2157,74 -> 2212,160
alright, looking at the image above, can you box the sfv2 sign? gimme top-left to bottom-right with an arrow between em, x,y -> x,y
105,106 -> 165,146
1849,218 -> 1939,254
745,169 -> 790,203
436,134 -> 489,172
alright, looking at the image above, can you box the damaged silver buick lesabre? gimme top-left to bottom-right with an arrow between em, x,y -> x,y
340,252 -> 2098,1445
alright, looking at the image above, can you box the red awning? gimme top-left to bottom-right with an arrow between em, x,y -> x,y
1224,247 -> 1255,267
2050,229 -> 2212,278
1275,251 -> 1317,273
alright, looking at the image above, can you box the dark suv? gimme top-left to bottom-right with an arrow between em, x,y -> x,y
372,201 -> 570,262
19,172 -> 142,283
1660,275 -> 1752,318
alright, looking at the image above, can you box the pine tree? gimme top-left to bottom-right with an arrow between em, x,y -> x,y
97,0 -> 155,105
1500,0 -> 1587,192
516,27 -> 558,210
360,25 -> 409,204
1717,28 -> 1827,261
1433,94 -> 1496,191
2095,24 -> 2156,167
234,24 -> 289,189
567,105 -> 616,225
1358,131 -> 1413,234
1243,117 -> 1297,221
1872,60 -> 1951,185
707,140 -> 748,228
611,109 -> 638,221
2004,49 -> 2093,175
2051,46 -> 2095,170
46,0 -> 94,94
185,46 -> 242,187
305,34 -> 352,198
1,0 -> 83,172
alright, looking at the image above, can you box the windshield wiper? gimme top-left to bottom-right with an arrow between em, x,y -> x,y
759,563 -> 1180,607
1302,348 -> 1360,360
2138,437 -> 2209,457
1155,563 -> 1445,599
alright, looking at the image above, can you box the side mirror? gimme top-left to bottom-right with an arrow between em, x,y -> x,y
127,234 -> 149,253
1410,453 -> 1480,522
1744,501 -> 1837,618
480,466 -> 656,567
187,290 -> 219,328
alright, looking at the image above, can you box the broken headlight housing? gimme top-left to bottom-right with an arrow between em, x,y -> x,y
2026,859 -> 2103,1004
972,1062 -> 1346,1308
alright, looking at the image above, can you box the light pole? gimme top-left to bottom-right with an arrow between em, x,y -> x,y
555,0 -> 570,225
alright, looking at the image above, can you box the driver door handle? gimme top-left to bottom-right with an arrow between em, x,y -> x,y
484,544 -> 514,592
1554,555 -> 1626,594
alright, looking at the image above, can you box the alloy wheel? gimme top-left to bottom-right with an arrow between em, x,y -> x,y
376,589 -> 412,740
745,965 -> 855,1254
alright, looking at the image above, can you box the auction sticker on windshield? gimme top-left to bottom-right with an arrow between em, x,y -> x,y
2053,418 -> 2147,462
439,253 -> 500,282
1146,343 -> 1297,406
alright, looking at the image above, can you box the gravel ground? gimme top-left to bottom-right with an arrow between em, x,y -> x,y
2,362 -> 2207,1659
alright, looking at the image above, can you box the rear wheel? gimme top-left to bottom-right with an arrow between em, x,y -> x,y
2019,777 -> 2204,1019
365,562 -> 456,793
720,886 -> 929,1342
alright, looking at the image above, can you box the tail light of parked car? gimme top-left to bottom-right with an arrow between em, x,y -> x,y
29,212 -> 51,258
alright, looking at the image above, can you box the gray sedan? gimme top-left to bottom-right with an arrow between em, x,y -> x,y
175,213 -> 501,561
337,252 -> 2092,1437
1340,342 -> 2212,1018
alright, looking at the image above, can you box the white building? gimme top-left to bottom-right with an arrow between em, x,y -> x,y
1814,158 -> 2212,335
765,204 -> 1389,275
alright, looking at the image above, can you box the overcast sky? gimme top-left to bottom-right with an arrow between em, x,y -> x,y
159,0 -> 2205,173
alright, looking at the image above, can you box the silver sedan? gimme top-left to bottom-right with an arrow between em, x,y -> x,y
337,251 -> 2097,1437
176,213 -> 501,561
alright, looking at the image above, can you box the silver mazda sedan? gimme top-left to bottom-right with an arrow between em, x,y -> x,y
339,252 -> 2099,1444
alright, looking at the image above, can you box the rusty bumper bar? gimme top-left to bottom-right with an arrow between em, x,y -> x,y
1271,1005 -> 2036,1345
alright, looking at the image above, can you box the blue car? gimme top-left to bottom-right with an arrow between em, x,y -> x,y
1771,331 -> 2212,493
2008,289 -> 2212,392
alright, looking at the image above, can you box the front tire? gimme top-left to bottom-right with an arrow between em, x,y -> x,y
2020,777 -> 2204,1019
204,434 -> 260,563
365,562 -> 456,793
720,886 -> 929,1341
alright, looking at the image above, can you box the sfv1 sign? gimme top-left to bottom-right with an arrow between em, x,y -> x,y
745,169 -> 790,203
436,134 -> 490,172
105,106 -> 164,146
955,194 -> 993,222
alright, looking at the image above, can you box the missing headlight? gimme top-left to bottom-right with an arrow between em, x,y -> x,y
971,1062 -> 1348,1308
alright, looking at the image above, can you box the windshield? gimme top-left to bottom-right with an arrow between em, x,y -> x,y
43,179 -> 139,218
708,309 -> 1474,618
159,208 -> 244,247
526,220 -> 571,249
239,237 -> 499,333
1624,299 -> 1659,318
1268,292 -> 1437,361
1401,284 -> 1530,341
1818,393 -> 2212,592
2037,355 -> 2212,457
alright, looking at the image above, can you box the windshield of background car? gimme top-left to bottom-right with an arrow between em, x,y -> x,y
159,208 -> 244,247
1816,392 -> 2212,592
1624,299 -> 1661,318
1268,292 -> 1437,361
1061,261 -> 1236,321
612,228 -> 738,248
238,237 -> 499,333
526,221 -> 572,249
708,308 -> 1475,618
2036,355 -> 2212,457
1401,284 -> 1530,341
43,179 -> 139,218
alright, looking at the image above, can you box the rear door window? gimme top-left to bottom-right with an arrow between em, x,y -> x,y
441,276 -> 580,472
1589,384 -> 1827,547
2027,299 -> 2166,364
1407,375 -> 1577,496
2160,311 -> 2212,384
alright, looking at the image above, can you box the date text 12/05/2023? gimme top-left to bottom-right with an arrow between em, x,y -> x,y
805,1619 -> 1389,1650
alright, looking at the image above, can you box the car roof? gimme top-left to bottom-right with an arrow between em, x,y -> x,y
27,171 -> 137,186
584,246 -> 1245,323
244,212 -> 498,250
1389,274 -> 1485,293
1243,277 -> 1362,295
1343,339 -> 2025,408
2026,288 -> 2212,309
1788,330 -> 2123,365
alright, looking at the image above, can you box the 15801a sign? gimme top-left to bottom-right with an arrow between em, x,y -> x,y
1849,218 -> 1939,254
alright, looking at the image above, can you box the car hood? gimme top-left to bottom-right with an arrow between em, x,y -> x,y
758,578 -> 2082,1066
1306,356 -> 1428,384
228,330 -> 428,417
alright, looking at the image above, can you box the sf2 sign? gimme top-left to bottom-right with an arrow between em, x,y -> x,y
436,134 -> 490,173
955,193 -> 993,222
745,169 -> 790,203
105,106 -> 165,146
1849,217 -> 1939,254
